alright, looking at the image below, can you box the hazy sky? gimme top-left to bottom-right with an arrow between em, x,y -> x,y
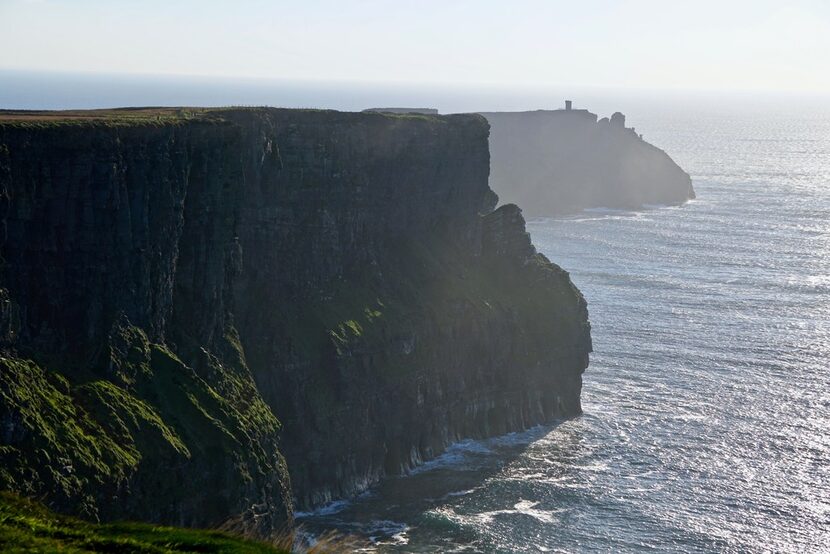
2,0 -> 829,92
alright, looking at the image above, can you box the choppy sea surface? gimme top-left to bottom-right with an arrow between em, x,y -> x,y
298,104 -> 830,552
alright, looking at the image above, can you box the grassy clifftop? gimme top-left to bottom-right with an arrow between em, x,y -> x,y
0,108 -> 214,127
0,107 -> 447,128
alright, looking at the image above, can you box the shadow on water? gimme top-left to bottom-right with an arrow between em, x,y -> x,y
297,407 -> 735,553
295,421 -> 571,550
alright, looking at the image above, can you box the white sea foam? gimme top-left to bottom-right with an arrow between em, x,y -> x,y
294,498 -> 353,518
406,439 -> 493,475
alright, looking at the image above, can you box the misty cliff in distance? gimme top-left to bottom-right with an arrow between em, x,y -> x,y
0,107 -> 591,535
481,107 -> 695,215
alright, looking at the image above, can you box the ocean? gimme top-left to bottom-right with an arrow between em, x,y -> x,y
3,72 -> 828,552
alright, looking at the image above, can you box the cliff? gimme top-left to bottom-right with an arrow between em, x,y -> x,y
0,107 -> 591,534
481,108 -> 695,215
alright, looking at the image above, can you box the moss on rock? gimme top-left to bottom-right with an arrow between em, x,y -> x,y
0,319 -> 291,533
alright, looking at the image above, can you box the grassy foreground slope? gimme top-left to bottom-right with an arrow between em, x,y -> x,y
0,492 -> 288,554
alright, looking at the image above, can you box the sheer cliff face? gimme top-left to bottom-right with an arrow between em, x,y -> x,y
0,117 -> 293,536
482,110 -> 695,215
0,108 -> 591,531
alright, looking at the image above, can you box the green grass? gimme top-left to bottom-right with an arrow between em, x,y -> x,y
0,492 -> 287,553
0,320 -> 291,526
0,106 -> 447,129
0,357 -> 142,517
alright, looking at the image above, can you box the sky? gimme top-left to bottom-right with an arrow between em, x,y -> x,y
1,0 -> 830,93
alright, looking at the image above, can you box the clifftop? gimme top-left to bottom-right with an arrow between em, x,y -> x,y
0,106 -> 453,128
0,107 -> 218,127
362,107 -> 440,115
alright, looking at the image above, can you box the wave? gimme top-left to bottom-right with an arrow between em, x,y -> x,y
294,498 -> 354,518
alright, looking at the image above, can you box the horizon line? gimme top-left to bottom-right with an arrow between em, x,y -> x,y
2,67 -> 830,98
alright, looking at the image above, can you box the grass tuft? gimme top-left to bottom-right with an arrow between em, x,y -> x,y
0,492 -> 362,553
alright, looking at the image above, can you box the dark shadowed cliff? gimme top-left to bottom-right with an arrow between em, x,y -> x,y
0,108 -> 591,535
481,108 -> 695,215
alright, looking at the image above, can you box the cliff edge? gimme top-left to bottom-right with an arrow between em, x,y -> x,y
0,108 -> 591,534
481,107 -> 695,215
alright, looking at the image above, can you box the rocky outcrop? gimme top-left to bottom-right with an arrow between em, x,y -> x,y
481,108 -> 694,215
0,108 -> 591,532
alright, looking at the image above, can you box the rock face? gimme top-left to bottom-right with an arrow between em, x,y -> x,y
481,109 -> 695,215
0,108 -> 591,533
0,113 -> 293,537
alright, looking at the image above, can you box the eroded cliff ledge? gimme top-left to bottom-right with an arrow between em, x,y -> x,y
0,107 -> 591,534
481,107 -> 695,215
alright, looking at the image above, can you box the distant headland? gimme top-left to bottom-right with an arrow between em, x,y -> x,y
368,101 -> 694,216
481,101 -> 695,215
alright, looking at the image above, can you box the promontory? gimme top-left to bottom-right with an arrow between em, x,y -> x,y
482,103 -> 694,215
